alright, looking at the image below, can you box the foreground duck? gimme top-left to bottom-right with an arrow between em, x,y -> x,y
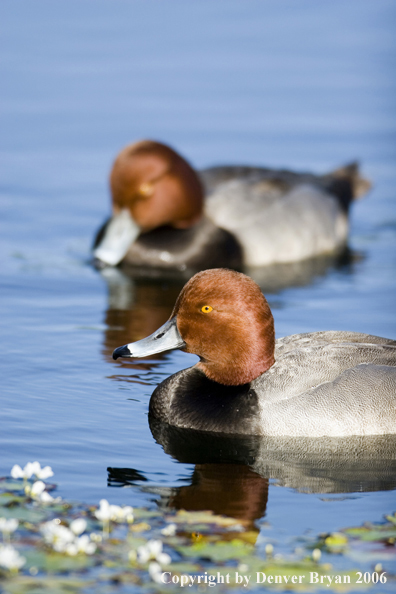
93,140 -> 370,272
113,269 -> 396,437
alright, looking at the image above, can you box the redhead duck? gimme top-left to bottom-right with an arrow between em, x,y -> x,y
113,269 -> 396,437
93,141 -> 242,273
93,140 -> 370,272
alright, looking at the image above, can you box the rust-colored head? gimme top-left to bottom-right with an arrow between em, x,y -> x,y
172,269 -> 276,385
109,140 -> 204,230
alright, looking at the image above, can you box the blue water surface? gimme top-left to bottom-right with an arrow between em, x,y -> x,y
1,0 -> 395,566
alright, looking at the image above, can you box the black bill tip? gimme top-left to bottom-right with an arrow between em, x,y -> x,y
92,257 -> 109,270
113,345 -> 132,360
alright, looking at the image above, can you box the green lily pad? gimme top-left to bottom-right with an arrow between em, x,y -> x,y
1,575 -> 92,594
24,549 -> 97,573
0,493 -> 27,507
177,537 -> 253,562
165,561 -> 200,573
0,506 -> 47,523
385,514 -> 396,525
324,533 -> 348,548
0,479 -> 27,492
168,510 -> 243,528
345,526 -> 396,542
133,508 -> 161,520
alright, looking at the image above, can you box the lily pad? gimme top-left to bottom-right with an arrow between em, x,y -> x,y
1,575 -> 92,594
0,506 -> 47,523
24,549 -> 97,573
177,537 -> 254,562
168,509 -> 244,529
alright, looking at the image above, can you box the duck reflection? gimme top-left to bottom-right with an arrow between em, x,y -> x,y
247,247 -> 361,293
148,420 -> 269,529
107,419 -> 396,531
166,465 -> 268,528
101,268 -> 184,366
108,423 -> 269,529
99,245 -> 361,299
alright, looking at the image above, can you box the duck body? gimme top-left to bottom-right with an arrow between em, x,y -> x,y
113,269 -> 396,437
93,141 -> 370,272
94,215 -> 242,275
150,332 -> 396,437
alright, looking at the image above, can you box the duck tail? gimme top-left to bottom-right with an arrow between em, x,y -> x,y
330,162 -> 372,201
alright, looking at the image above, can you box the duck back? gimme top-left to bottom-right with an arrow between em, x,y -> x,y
201,164 -> 367,266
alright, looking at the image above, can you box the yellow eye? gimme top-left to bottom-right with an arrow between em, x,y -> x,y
138,182 -> 154,197
201,305 -> 213,313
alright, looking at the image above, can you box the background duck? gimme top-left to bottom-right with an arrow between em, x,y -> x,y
93,140 -> 370,273
113,268 -> 396,437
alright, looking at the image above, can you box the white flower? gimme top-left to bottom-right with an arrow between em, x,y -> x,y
41,521 -> 75,553
10,465 -> 25,479
137,539 -> 171,565
35,465 -> 54,480
74,535 -> 96,555
148,561 -> 163,584
161,523 -> 176,537
94,500 -> 134,523
0,545 -> 26,571
265,543 -> 274,556
70,519 -> 87,536
0,518 -> 19,534
39,491 -> 56,504
64,542 -> 78,556
24,481 -> 59,505
312,548 -> 321,562
29,480 -> 46,497
41,520 -> 96,556
25,480 -> 45,499
158,551 -> 171,565
110,505 -> 134,523
94,499 -> 111,522
11,462 -> 53,481
64,536 -> 96,556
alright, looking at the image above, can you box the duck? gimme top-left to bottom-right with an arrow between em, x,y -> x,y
112,268 -> 396,437
93,140 -> 370,273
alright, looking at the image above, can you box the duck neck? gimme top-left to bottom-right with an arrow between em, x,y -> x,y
197,353 -> 275,386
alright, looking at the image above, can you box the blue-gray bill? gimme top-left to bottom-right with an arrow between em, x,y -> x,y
93,209 -> 140,266
112,317 -> 186,360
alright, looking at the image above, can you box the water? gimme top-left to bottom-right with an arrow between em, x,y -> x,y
1,0 -> 395,564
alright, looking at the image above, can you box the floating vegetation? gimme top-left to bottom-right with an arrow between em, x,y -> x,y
0,463 -> 394,592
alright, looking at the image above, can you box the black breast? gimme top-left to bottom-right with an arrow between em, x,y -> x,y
149,367 -> 260,435
126,217 -> 243,273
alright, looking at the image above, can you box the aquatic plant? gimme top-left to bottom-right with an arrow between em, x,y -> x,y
11,462 -> 54,481
0,545 -> 26,573
0,462 -> 394,592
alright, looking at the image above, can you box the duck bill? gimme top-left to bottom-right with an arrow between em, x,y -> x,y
113,317 -> 185,360
93,209 -> 140,266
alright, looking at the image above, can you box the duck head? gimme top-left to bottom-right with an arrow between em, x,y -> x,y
94,140 -> 204,266
113,269 -> 276,385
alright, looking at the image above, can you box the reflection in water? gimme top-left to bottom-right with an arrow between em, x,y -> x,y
101,268 -> 183,366
247,247 -> 362,293
149,420 -> 396,494
107,419 -> 396,531
166,465 -> 268,529
108,463 -> 268,531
